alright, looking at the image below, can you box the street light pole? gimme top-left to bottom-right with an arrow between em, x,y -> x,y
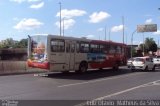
59,2 -> 62,36
109,29 -> 111,41
63,18 -> 65,36
105,26 -> 107,41
143,33 -> 145,56
131,30 -> 137,58
122,16 -> 125,44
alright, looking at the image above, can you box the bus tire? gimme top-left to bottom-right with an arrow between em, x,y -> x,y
99,68 -> 103,70
78,61 -> 88,73
61,71 -> 69,74
131,68 -> 135,72
112,63 -> 119,71
144,66 -> 148,71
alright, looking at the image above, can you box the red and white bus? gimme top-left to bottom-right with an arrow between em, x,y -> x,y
27,34 -> 127,73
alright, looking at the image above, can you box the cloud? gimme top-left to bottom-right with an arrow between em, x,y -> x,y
28,0 -> 41,2
153,30 -> 160,35
30,2 -> 44,9
56,9 -> 87,19
89,11 -> 111,23
14,18 -> 44,30
111,25 -> 124,32
55,19 -> 75,30
97,28 -> 104,32
145,18 -> 153,24
13,17 -> 19,21
10,0 -> 26,3
86,35 -> 94,39
10,0 -> 41,3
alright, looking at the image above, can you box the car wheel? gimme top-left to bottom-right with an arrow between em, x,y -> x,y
131,68 -> 135,72
112,63 -> 119,71
144,66 -> 148,71
152,65 -> 156,71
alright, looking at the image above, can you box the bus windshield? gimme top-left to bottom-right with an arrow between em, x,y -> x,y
30,35 -> 48,62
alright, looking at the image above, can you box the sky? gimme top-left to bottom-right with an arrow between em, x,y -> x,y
0,0 -> 160,45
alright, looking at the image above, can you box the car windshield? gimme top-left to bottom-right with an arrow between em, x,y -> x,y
128,58 -> 134,61
134,58 -> 144,62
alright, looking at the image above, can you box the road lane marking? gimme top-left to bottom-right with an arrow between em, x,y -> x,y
58,72 -> 146,88
94,79 -> 160,100
75,80 -> 160,106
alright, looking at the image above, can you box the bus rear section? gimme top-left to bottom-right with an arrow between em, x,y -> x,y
27,35 -> 50,70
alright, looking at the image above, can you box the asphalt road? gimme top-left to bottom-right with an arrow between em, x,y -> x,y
0,67 -> 160,106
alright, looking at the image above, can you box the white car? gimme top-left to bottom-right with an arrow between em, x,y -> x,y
153,56 -> 160,67
129,57 -> 156,71
127,58 -> 135,68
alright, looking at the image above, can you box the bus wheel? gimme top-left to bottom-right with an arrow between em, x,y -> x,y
78,62 -> 88,73
61,71 -> 69,74
144,66 -> 148,71
99,68 -> 103,70
112,63 -> 119,71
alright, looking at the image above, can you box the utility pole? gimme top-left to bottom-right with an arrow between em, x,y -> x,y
122,16 -> 125,44
109,29 -> 111,41
63,18 -> 65,36
158,39 -> 159,56
125,33 -> 128,44
143,33 -> 145,56
105,26 -> 107,41
59,2 -> 62,36
131,30 -> 137,58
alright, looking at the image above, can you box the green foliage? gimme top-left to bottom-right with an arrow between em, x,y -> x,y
139,37 -> 157,54
132,48 -> 137,57
17,39 -> 28,48
0,38 -> 28,49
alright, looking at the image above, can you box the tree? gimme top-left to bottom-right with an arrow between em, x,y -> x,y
17,39 -> 28,48
139,37 -> 157,54
131,48 -> 136,57
0,38 -> 28,49
0,38 -> 15,48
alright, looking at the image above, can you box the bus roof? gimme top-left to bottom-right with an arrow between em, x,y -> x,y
91,40 -> 127,46
30,34 -> 127,46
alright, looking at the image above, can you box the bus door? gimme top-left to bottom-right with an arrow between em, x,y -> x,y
65,41 -> 76,71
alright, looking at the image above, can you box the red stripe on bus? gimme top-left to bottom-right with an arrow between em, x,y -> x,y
27,60 -> 50,70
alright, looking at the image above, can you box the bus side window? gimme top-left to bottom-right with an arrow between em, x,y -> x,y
71,44 -> 75,53
90,44 -> 99,53
109,45 -> 116,54
76,43 -> 80,53
66,42 -> 70,53
105,45 -> 109,53
80,43 -> 89,53
116,46 -> 122,54
122,47 -> 125,55
51,39 -> 65,52
99,44 -> 105,53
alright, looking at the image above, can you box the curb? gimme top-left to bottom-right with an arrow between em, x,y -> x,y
0,70 -> 44,76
